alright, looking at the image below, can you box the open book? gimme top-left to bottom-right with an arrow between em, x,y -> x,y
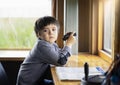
55,67 -> 104,80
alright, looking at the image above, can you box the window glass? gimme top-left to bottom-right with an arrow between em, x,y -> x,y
0,0 -> 51,49
103,0 -> 112,53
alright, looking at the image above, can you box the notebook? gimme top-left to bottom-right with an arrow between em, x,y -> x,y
55,67 -> 104,81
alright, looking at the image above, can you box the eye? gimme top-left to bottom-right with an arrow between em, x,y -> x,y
52,28 -> 57,31
43,29 -> 48,32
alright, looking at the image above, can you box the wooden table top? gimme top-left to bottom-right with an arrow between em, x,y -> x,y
51,53 -> 110,85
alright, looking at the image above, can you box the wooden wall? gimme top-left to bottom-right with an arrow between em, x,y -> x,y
78,0 -> 90,52
53,0 -> 120,54
114,0 -> 120,55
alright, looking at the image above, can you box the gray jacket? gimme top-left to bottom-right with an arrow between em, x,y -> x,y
16,39 -> 71,85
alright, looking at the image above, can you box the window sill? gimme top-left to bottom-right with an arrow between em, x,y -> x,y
0,50 -> 30,61
98,50 -> 113,63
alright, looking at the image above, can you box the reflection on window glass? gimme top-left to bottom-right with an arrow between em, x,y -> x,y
103,0 -> 112,53
0,0 -> 51,49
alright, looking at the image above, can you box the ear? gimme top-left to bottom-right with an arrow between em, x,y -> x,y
36,32 -> 41,38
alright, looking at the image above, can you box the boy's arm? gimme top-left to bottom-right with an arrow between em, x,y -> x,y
57,46 -> 71,65
38,41 -> 71,66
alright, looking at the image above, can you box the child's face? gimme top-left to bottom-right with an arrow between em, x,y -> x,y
39,24 -> 58,43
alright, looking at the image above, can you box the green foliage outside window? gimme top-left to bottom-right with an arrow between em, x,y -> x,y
0,18 -> 37,49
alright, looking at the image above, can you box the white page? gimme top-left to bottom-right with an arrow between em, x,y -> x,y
55,67 -> 104,80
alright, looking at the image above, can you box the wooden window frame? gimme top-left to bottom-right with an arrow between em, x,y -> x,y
98,0 -> 115,63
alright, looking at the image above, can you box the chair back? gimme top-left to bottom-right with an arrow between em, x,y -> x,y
0,62 -> 9,85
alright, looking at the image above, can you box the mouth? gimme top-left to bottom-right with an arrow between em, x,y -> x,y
50,36 -> 54,38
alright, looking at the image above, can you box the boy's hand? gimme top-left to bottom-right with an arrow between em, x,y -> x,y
63,32 -> 76,41
65,32 -> 76,48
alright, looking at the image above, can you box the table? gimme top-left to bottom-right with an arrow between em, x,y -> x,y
51,54 -> 110,85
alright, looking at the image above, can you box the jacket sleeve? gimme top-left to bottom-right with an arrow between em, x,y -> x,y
37,40 -> 71,66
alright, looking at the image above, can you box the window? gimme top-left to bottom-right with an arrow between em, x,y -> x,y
0,0 -> 52,49
103,0 -> 113,54
98,0 -> 115,63
98,0 -> 114,62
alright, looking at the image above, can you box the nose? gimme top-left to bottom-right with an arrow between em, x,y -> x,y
49,30 -> 53,35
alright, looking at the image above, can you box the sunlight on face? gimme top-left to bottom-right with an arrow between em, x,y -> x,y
39,24 -> 58,43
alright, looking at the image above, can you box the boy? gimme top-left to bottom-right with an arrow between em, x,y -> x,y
16,16 -> 76,85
